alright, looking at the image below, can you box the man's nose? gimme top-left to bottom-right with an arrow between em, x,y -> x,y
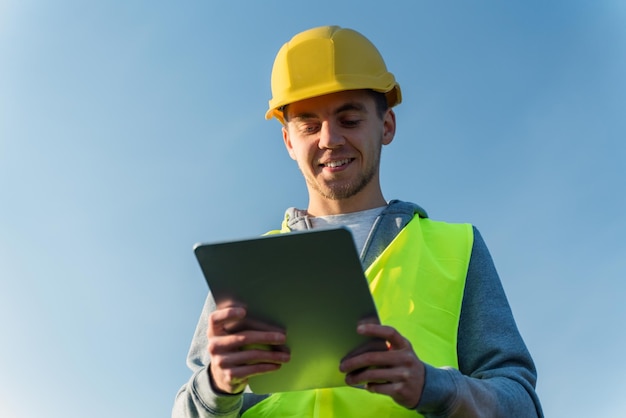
318,121 -> 345,149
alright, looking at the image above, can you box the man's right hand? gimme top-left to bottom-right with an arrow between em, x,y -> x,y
206,305 -> 290,394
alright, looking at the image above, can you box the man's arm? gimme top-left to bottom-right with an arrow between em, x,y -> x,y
171,295 -> 244,418
416,227 -> 544,417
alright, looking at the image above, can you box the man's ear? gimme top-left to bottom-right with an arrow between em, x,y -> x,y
382,109 -> 396,145
282,126 -> 297,160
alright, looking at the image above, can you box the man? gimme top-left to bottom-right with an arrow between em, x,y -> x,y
173,25 -> 543,417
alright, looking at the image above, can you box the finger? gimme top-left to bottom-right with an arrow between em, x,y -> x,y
365,380 -> 402,394
340,343 -> 417,376
236,331 -> 290,355
210,356 -> 284,394
213,360 -> 284,392
357,323 -> 411,350
208,307 -> 246,336
340,349 -> 392,375
209,330 -> 289,356
211,306 -> 246,323
229,362 -> 285,380
215,346 -> 291,368
346,361 -> 410,384
385,330 -> 411,351
356,315 -> 381,326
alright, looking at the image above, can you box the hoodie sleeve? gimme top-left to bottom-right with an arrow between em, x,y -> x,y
415,227 -> 544,418
171,294 -> 244,418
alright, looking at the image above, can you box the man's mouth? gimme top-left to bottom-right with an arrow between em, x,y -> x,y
320,158 -> 353,168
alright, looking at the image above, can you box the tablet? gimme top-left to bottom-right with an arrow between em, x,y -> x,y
193,227 -> 385,394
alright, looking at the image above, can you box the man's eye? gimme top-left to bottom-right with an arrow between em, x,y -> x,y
300,124 -> 319,134
341,119 -> 361,127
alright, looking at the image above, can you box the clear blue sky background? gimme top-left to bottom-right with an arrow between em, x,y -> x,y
1,1 -> 625,417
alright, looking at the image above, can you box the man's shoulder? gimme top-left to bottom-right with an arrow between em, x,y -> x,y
384,199 -> 428,219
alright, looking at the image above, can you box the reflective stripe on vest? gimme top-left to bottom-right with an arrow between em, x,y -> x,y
243,216 -> 473,417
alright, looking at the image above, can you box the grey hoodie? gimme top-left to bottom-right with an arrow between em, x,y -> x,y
172,200 -> 543,417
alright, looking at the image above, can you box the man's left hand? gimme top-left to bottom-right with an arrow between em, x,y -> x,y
339,323 -> 425,409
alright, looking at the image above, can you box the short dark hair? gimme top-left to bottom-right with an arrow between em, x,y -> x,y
368,90 -> 389,119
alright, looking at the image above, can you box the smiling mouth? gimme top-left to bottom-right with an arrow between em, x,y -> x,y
320,158 -> 353,168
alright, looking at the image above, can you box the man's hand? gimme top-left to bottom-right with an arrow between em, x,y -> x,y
339,323 -> 425,409
207,306 -> 290,394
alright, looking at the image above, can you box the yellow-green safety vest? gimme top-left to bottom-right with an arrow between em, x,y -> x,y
243,215 -> 473,417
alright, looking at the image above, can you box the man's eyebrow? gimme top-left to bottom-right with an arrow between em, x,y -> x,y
291,112 -> 318,121
290,101 -> 368,121
334,102 -> 367,115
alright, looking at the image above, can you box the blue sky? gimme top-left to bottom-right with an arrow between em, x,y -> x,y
1,1 -> 625,416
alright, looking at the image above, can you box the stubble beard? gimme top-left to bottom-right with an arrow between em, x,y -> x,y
302,143 -> 382,201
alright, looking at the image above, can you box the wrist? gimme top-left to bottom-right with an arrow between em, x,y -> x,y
208,364 -> 244,396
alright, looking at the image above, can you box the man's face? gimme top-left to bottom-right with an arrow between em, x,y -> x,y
282,90 -> 395,204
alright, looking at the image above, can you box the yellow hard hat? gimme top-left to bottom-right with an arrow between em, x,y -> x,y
266,25 -> 402,123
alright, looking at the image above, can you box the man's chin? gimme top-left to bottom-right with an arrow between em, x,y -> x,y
315,184 -> 365,201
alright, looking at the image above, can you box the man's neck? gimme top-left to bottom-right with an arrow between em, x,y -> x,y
306,192 -> 388,217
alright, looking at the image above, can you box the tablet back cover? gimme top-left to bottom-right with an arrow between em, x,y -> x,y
193,227 -> 383,394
